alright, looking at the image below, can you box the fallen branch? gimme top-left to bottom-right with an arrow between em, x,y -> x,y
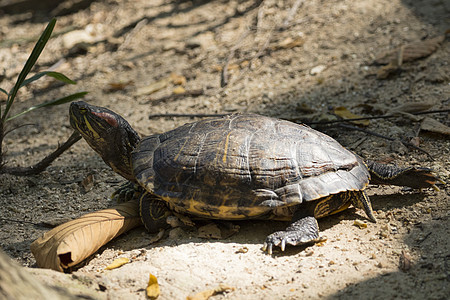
300,109 -> 450,125
149,113 -> 228,119
337,124 -> 434,160
221,0 -> 305,87
143,89 -> 204,105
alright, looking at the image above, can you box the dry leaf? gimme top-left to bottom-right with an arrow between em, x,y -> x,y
235,246 -> 248,254
81,174 -> 94,193
410,137 -> 421,147
173,86 -> 186,94
333,107 -> 369,126
353,220 -> 367,229
30,200 -> 141,272
218,223 -> 240,239
136,78 -> 170,96
187,285 -> 234,300
198,223 -> 222,239
105,257 -> 130,270
420,117 -> 450,136
146,273 -> 160,299
104,81 -> 134,92
170,73 -> 186,85
375,35 -> 445,65
392,101 -> 434,113
377,46 -> 404,79
275,37 -> 305,49
399,250 -> 412,272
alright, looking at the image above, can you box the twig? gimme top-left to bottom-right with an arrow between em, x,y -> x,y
281,0 -> 305,29
143,89 -> 204,105
149,113 -> 228,119
337,124 -> 434,160
118,19 -> 148,51
221,0 -> 304,87
303,109 -> 450,125
0,131 -> 81,176
221,29 -> 252,87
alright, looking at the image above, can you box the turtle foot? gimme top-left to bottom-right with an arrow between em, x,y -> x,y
263,216 -> 320,254
112,182 -> 141,202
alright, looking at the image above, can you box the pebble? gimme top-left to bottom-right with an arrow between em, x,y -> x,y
310,65 -> 327,75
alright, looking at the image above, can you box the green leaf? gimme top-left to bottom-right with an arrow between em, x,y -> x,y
0,87 -> 8,96
21,71 -> 76,87
1,18 -> 56,122
6,91 -> 88,121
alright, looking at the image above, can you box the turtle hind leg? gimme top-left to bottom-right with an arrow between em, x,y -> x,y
366,160 -> 442,190
112,181 -> 141,202
139,192 -> 172,233
263,216 -> 320,255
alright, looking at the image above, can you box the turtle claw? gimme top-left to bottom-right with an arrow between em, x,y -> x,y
112,182 -> 141,202
262,242 -> 273,255
263,216 -> 320,254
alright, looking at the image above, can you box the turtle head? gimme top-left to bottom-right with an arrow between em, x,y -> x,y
69,101 -> 140,181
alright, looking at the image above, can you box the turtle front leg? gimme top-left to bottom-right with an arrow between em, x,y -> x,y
263,216 -> 320,255
139,192 -> 172,233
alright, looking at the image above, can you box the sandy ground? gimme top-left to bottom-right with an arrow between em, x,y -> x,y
0,0 -> 449,299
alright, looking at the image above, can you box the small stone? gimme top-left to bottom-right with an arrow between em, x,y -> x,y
310,65 -> 327,75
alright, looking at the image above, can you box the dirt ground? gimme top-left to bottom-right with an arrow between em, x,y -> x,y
0,0 -> 449,299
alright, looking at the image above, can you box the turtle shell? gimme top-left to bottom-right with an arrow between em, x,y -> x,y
132,114 -> 370,220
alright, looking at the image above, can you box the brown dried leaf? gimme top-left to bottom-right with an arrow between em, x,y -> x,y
80,174 -> 94,193
173,86 -> 186,94
392,101 -> 435,113
170,73 -> 186,85
30,200 -> 141,272
377,46 -> 404,79
353,220 -> 367,229
274,37 -> 305,49
420,117 -> 450,136
135,78 -> 170,96
375,35 -> 446,65
187,285 -> 234,300
235,246 -> 248,254
333,106 -> 369,126
105,257 -> 130,270
104,81 -> 134,93
198,223 -> 222,239
146,273 -> 160,299
399,250 -> 412,272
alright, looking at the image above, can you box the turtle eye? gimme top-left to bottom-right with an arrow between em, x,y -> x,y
79,107 -> 88,114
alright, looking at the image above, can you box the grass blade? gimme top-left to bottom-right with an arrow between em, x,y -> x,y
21,71 -> 77,87
1,18 -> 56,122
0,87 -> 8,96
6,92 -> 88,121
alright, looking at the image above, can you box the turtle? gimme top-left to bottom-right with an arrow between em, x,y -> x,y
69,101 -> 440,254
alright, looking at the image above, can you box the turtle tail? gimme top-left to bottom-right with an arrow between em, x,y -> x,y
366,160 -> 442,190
